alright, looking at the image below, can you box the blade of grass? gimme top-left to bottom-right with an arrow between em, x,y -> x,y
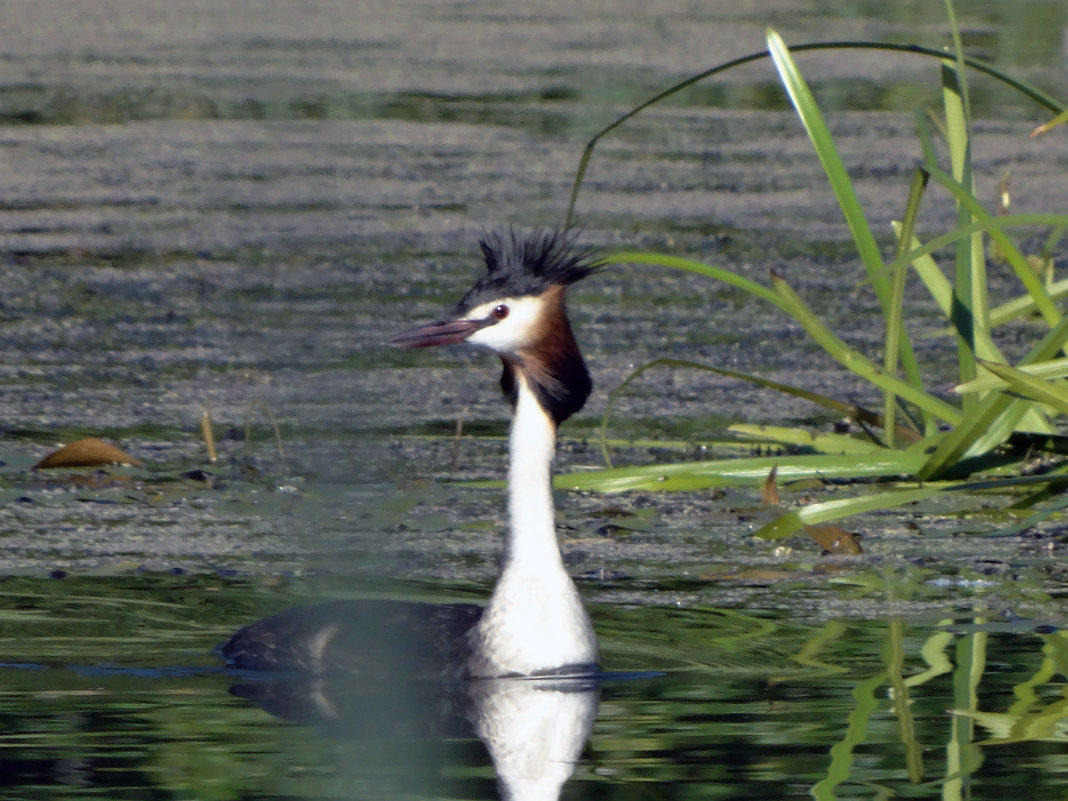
920,389 -> 1051,479
597,357 -> 919,466
885,169 -> 932,443
767,29 -> 929,442
555,448 -> 930,494
888,222 -> 1048,432
977,360 -> 1068,415
883,210 -> 1068,326
922,165 -> 1061,327
1008,469 -> 1068,512
755,471 -> 1068,539
989,274 -> 1068,328
941,59 -> 989,414
770,273 -> 962,425
565,41 -> 1066,229
942,61 -> 971,185
767,31 -> 883,284
599,251 -> 785,310
1031,109 -> 1068,137
729,424 -> 902,455
918,312 -> 1068,479
944,0 -> 973,122
955,357 -> 1068,394
755,487 -> 944,539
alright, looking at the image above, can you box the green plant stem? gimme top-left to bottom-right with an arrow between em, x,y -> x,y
771,274 -> 962,425
885,169 -> 932,443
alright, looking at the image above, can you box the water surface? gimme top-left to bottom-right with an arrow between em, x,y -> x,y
1,575 -> 1065,799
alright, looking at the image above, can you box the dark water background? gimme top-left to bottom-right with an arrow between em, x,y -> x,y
1,0 -> 1068,798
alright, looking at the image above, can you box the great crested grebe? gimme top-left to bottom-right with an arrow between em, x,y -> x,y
219,230 -> 600,680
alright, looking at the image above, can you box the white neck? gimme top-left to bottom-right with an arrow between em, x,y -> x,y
469,371 -> 597,677
504,374 -> 564,571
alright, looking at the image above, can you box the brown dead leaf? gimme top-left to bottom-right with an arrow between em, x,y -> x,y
803,523 -> 862,555
762,464 -> 780,506
33,438 -> 144,470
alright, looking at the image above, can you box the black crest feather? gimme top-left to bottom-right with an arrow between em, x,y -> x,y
456,230 -> 598,313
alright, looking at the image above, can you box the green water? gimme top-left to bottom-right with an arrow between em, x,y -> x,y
0,575 -> 1065,799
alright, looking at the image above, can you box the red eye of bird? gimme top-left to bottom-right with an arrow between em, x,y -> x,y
492,304 -> 509,320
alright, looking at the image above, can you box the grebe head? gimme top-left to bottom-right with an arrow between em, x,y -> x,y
390,231 -> 599,425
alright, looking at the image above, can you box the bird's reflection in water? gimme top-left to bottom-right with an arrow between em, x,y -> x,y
228,669 -> 599,801
469,674 -> 598,800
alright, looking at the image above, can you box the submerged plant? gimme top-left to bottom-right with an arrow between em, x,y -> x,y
557,5 -> 1068,538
